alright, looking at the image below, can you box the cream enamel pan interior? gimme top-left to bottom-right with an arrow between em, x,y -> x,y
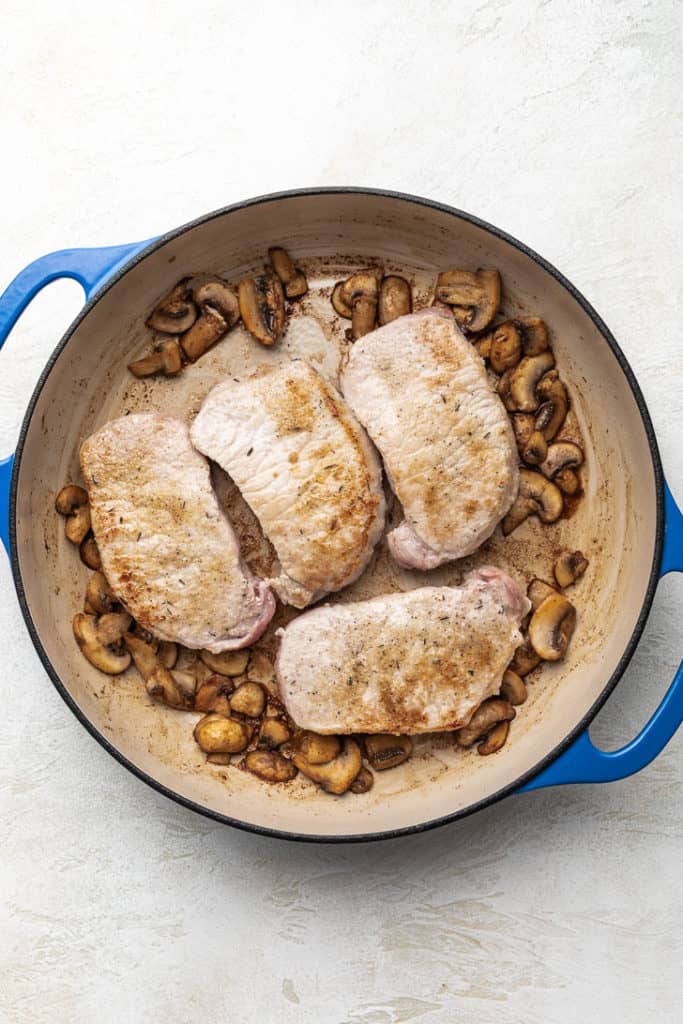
10,191 -> 662,840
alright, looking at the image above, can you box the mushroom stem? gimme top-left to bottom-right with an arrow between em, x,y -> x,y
268,247 -> 308,299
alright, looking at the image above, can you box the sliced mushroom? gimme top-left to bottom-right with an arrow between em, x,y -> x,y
180,305 -> 228,363
297,731 -> 341,765
522,430 -> 548,466
527,578 -> 557,610
518,317 -> 549,356
488,321 -> 522,374
540,441 -> 584,479
246,651 -> 275,687
511,414 -> 535,455
499,669 -> 527,705
238,274 -> 286,346
528,593 -> 577,661
258,718 -> 291,748
268,247 -> 308,300
434,269 -> 501,332
146,665 -> 194,708
191,277 -> 241,326
509,352 -> 555,411
555,468 -> 581,495
128,337 -> 183,378
85,571 -> 118,614
158,641 -> 178,669
95,611 -> 133,646
455,698 -> 515,748
339,270 -> 382,340
193,714 -> 251,754
206,753 -> 232,766
477,720 -> 510,755
73,613 -> 131,674
508,639 -> 541,677
55,485 -> 91,544
331,281 -> 353,319
378,275 -> 412,325
497,368 -> 517,411
230,681 -> 266,718
349,766 -> 374,794
554,550 -> 589,589
363,734 -> 413,771
292,737 -> 363,795
502,468 -> 563,535
79,534 -> 101,570
194,676 -> 234,715
244,749 -> 297,783
199,648 -> 249,677
534,371 -> 568,440
123,631 -> 158,680
146,279 -> 197,334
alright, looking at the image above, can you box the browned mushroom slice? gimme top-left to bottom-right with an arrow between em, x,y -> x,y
79,534 -> 101,570
194,714 -> 251,753
521,430 -> 548,466
146,279 -> 197,334
258,718 -> 291,748
349,766 -> 374,794
191,277 -> 241,326
555,468 -> 581,495
527,578 -> 557,610
363,734 -> 413,770
528,593 -> 577,661
95,611 -> 133,647
509,638 -> 541,677
158,641 -> 178,669
339,270 -> 382,340
509,352 -> 555,411
540,441 -> 584,480
244,749 -> 297,783
180,306 -> 228,363
194,676 -> 234,716
128,337 -> 183,378
230,681 -> 266,718
499,669 -> 527,705
510,413 -> 535,455
497,368 -> 517,411
123,631 -> 159,680
502,468 -> 563,535
455,698 -> 515,747
199,648 -> 249,677
55,485 -> 91,544
518,317 -> 549,356
73,613 -> 131,675
378,275 -> 412,325
85,571 -> 119,615
478,720 -> 510,755
268,247 -> 308,300
297,732 -> 341,765
487,321 -> 522,374
292,737 -> 362,795
534,371 -> 568,440
473,331 -> 493,360
434,269 -> 500,332
554,550 -> 589,589
238,274 -> 286,346
331,281 -> 353,319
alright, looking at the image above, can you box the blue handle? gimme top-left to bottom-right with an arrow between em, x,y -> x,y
0,240 -> 152,558
521,478 -> 683,791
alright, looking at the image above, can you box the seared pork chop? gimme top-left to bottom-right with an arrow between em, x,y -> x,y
276,566 -> 529,734
80,413 -> 275,652
191,360 -> 385,608
341,309 -> 518,569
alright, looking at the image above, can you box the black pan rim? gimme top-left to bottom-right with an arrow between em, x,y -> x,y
8,186 -> 665,844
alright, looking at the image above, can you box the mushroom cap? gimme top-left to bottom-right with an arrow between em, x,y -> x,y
292,737 -> 362,794
331,281 -> 353,318
339,269 -> 382,305
518,317 -> 550,356
435,269 -> 500,332
455,698 -> 515,747
73,613 -> 131,674
378,275 -> 412,326
534,371 -> 569,440
509,351 -> 555,411
55,485 -> 88,515
146,279 -> 197,334
519,467 -> 564,523
528,593 -> 577,661
191,277 -> 240,328
540,441 -> 584,479
489,321 -> 522,374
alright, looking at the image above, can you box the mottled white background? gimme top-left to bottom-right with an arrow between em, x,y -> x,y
1,1 -> 681,1021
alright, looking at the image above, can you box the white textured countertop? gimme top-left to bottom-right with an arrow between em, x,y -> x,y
1,2 -> 681,1021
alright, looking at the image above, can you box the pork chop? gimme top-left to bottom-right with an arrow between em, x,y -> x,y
276,566 -> 529,734
190,360 -> 385,608
341,308 -> 519,569
80,413 -> 275,652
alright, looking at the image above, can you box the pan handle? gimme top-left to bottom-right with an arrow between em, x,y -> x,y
520,478 -> 683,791
0,241 -> 152,558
